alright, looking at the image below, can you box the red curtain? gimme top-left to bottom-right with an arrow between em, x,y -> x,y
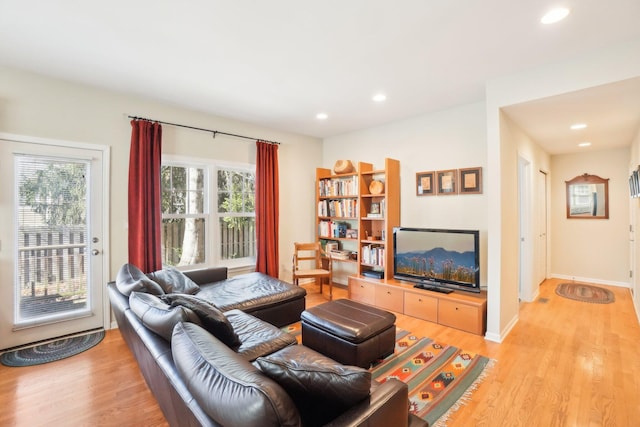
255,140 -> 279,277
128,120 -> 163,273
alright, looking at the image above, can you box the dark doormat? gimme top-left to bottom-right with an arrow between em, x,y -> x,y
1,329 -> 105,367
555,283 -> 615,304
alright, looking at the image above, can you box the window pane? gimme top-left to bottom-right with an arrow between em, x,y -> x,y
217,169 -> 255,214
161,166 -> 172,192
161,218 -> 206,266
172,191 -> 186,214
16,156 -> 89,321
245,174 -> 255,193
218,192 -> 229,213
244,191 -> 255,212
172,167 -> 186,190
217,170 -> 230,191
162,166 -> 205,215
186,190 -> 204,214
219,216 -> 255,260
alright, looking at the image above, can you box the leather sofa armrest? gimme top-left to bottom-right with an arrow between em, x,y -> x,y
184,267 -> 228,285
325,378 -> 412,427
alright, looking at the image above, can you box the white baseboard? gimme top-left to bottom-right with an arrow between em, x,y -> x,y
485,312 -> 518,343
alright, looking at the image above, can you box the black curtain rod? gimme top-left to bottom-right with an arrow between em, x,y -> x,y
128,115 -> 280,145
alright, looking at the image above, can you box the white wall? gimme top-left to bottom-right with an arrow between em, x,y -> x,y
627,126 -> 640,322
550,148 -> 630,285
0,65 -> 321,288
485,38 -> 640,342
500,112 -> 551,302
323,102 -> 488,286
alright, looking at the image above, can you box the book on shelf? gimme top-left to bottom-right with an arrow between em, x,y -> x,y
361,244 -> 385,266
318,175 -> 358,197
329,249 -> 352,260
317,199 -> 358,218
318,220 -> 349,238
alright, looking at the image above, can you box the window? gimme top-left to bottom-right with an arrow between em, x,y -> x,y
161,164 -> 207,266
161,159 -> 255,269
217,168 -> 256,263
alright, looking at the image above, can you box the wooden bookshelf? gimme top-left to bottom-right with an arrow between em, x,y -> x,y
316,158 -> 400,282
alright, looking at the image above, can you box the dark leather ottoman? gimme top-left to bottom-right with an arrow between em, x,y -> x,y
301,298 -> 396,368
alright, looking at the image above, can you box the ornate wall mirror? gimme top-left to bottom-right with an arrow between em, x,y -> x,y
566,174 -> 609,219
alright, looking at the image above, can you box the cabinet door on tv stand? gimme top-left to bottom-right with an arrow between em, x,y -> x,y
348,277 -> 375,305
374,285 -> 403,313
404,291 -> 438,323
438,299 -> 482,335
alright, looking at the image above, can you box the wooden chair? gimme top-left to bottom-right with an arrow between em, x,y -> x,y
292,242 -> 333,300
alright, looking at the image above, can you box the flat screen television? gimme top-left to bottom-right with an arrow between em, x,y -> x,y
393,227 -> 480,293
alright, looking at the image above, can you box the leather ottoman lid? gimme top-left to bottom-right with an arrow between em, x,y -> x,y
301,299 -> 396,344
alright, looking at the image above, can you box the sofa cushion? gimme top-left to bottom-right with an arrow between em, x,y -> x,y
195,272 -> 305,312
116,263 -> 164,297
256,345 -> 371,427
161,293 -> 241,348
147,265 -> 200,294
172,322 -> 301,427
129,292 -> 201,341
224,309 -> 297,361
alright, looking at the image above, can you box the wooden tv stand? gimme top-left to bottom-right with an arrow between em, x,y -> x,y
348,275 -> 487,335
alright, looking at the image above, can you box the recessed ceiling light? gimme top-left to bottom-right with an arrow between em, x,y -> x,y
578,142 -> 592,147
373,93 -> 387,102
570,123 -> 587,130
541,7 -> 570,24
316,113 -> 328,120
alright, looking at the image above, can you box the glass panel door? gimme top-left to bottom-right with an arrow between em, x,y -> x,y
0,137 -> 105,350
15,156 -> 91,326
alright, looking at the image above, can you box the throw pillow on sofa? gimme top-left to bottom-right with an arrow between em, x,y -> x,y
161,293 -> 241,348
147,265 -> 200,294
172,322 -> 301,427
129,291 -> 201,341
116,263 -> 164,296
256,345 -> 371,427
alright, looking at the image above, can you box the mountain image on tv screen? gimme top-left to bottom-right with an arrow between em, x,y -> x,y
395,247 -> 477,284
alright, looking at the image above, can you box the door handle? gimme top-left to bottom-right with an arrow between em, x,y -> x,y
92,249 -> 100,256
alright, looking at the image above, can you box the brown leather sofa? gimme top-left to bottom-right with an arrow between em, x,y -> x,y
109,265 -> 423,427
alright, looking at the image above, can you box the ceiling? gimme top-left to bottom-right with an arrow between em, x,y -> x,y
502,77 -> 640,155
1,1 -> 639,153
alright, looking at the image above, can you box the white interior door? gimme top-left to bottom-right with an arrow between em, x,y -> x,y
0,136 -> 106,350
518,156 -> 532,301
535,170 -> 548,286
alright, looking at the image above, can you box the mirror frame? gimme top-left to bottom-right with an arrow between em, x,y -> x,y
565,173 -> 609,219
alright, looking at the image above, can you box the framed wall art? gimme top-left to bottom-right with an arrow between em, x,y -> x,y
459,167 -> 483,194
416,171 -> 435,196
436,169 -> 457,195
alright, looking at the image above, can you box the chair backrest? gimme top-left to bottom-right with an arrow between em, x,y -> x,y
293,242 -> 325,271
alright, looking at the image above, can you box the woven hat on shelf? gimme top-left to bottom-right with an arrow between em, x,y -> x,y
333,160 -> 355,174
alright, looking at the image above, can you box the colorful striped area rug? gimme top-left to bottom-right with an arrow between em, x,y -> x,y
371,330 -> 494,427
282,323 -> 494,426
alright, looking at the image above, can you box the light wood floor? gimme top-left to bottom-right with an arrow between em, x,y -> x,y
1,278 -> 639,427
